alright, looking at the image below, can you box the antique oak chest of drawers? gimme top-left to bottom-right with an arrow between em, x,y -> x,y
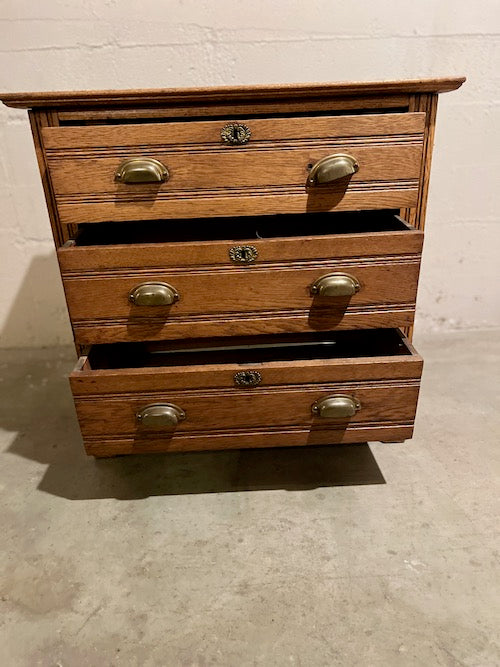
1,77 -> 464,457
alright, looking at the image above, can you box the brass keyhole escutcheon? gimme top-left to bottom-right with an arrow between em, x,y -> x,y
221,123 -> 252,145
229,245 -> 258,263
234,370 -> 262,387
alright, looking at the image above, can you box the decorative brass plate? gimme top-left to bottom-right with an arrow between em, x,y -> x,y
229,245 -> 258,263
221,123 -> 251,145
234,370 -> 262,387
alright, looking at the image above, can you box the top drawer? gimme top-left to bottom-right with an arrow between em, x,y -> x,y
42,112 -> 425,224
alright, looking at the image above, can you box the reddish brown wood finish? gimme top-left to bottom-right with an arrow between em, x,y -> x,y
84,424 -> 417,457
42,113 -> 425,223
58,224 -> 423,272
71,308 -> 419,345
59,219 -> 423,344
63,258 -> 421,344
0,78 -> 465,455
71,330 -> 422,456
0,77 -> 465,109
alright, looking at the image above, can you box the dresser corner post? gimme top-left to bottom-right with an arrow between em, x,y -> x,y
28,108 -> 81,355
28,108 -> 73,248
401,91 -> 439,342
402,92 -> 439,233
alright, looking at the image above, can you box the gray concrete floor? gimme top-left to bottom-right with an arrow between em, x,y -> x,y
0,330 -> 499,666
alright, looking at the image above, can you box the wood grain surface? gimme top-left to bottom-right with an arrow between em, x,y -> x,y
56,187 -> 422,225
58,227 -> 423,278
71,354 -> 423,395
43,113 -> 425,223
400,92 -> 439,341
64,259 -> 420,317
70,328 -> 422,454
2,78 -> 465,454
0,76 -> 465,108
74,382 -> 420,436
56,95 -> 411,122
62,257 -> 420,344
43,113 -> 425,149
58,223 -> 423,272
71,307 -> 419,344
83,423 -> 417,456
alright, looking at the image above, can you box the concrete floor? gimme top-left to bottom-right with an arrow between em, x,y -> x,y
0,330 -> 499,666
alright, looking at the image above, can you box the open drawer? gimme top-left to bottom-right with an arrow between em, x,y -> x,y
70,328 -> 423,457
59,211 -> 423,344
43,112 -> 425,224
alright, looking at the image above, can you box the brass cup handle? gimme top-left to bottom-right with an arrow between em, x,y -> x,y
312,395 -> 361,419
307,153 -> 359,186
129,282 -> 179,306
136,403 -> 186,430
310,272 -> 360,297
115,158 -> 169,184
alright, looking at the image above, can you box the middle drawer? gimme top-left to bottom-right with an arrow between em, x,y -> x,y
59,211 -> 423,344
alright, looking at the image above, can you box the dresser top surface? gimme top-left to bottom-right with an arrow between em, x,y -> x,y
1,76 -> 465,109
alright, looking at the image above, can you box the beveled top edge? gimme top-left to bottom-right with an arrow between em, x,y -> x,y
0,77 -> 465,109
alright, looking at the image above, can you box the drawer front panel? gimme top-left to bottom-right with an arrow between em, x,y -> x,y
58,226 -> 424,272
63,259 -> 421,343
74,383 -> 420,437
83,424 -> 417,457
43,112 -> 426,148
70,329 -> 423,455
43,113 -> 425,223
72,308 -> 418,344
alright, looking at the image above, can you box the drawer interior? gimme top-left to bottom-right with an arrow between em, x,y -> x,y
59,106 -> 410,126
85,328 -> 414,370
73,210 -> 412,247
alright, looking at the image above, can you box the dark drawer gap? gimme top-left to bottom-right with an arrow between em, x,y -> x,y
86,328 -> 412,370
59,106 -> 409,126
74,210 -> 410,247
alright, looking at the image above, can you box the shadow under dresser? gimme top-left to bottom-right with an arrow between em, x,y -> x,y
1,77 -> 465,457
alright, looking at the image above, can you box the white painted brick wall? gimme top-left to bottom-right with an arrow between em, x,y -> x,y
0,0 -> 499,347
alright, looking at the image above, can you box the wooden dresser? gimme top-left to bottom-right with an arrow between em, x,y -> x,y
1,77 -> 464,457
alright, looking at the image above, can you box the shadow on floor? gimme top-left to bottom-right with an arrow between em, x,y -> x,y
1,251 -> 72,348
38,444 -> 386,499
1,347 -> 386,500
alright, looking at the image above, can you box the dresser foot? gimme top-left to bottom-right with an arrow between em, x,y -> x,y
90,452 -> 127,459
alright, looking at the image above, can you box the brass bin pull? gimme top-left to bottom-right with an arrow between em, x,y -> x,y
136,403 -> 186,430
312,395 -> 361,419
129,282 -> 179,306
115,158 -> 169,184
307,153 -> 358,186
310,272 -> 360,297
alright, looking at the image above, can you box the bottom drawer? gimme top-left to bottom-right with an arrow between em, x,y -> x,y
70,328 -> 423,457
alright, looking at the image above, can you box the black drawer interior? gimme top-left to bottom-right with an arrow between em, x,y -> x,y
74,210 -> 411,247
86,328 -> 413,370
